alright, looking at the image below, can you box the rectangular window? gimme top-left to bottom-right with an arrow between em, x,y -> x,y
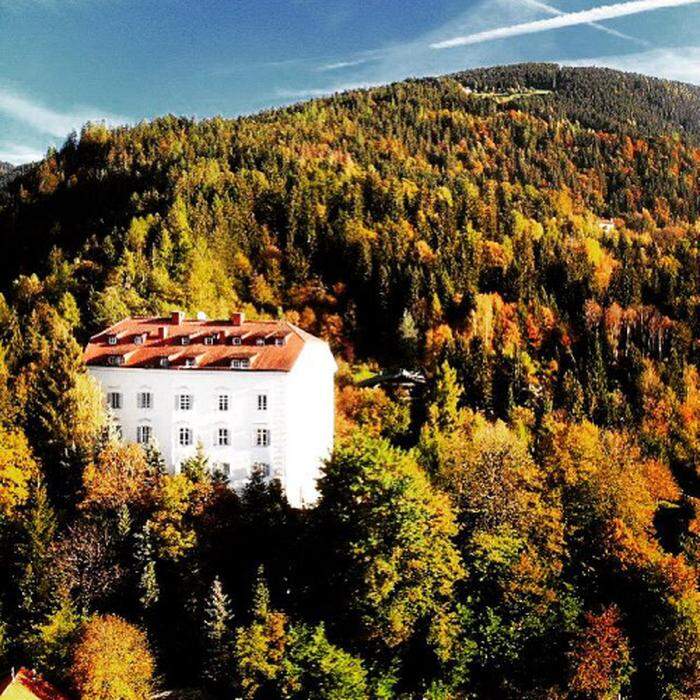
107,335 -> 117,345
107,392 -> 122,410
217,428 -> 230,447
176,394 -> 193,411
180,336 -> 190,346
232,337 -> 242,346
255,338 -> 264,346
255,428 -> 270,447
218,394 -> 229,411
257,394 -> 268,411
204,336 -> 215,346
184,358 -> 196,368
231,359 -> 249,369
107,355 -> 124,366
159,357 -> 170,368
219,462 -> 231,477
136,425 -> 152,444
137,392 -> 153,409
178,427 -> 193,446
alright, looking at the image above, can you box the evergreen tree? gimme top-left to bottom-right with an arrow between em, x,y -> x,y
143,441 -> 167,476
201,576 -> 235,692
428,360 -> 463,430
19,481 -> 57,619
181,442 -> 210,483
134,521 -> 159,612
251,565 -> 270,620
398,309 -> 420,367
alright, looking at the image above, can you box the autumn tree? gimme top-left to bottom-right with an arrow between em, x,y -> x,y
235,575 -> 288,699
569,606 -> 632,699
71,615 -> 155,700
0,423 -> 38,520
81,442 -> 158,512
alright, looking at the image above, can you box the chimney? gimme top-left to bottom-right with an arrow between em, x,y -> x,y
159,326 -> 169,340
230,312 -> 245,327
171,310 -> 185,325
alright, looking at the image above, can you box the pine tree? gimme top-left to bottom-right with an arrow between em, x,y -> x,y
201,576 -> 235,691
142,441 -> 166,476
181,442 -> 210,483
252,565 -> 271,620
19,481 -> 57,619
428,361 -> 463,430
134,522 -> 158,611
398,309 -> 419,367
116,504 -> 131,539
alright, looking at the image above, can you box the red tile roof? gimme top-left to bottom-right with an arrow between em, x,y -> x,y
0,668 -> 70,700
83,315 -> 318,372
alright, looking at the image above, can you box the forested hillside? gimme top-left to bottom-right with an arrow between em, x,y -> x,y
0,64 -> 697,698
452,63 -> 700,139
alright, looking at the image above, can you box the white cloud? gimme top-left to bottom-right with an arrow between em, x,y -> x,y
276,81 -> 384,100
317,57 -> 379,72
519,0 -> 650,45
0,87 -> 129,138
0,141 -> 44,165
431,0 -> 700,49
563,45 -> 700,84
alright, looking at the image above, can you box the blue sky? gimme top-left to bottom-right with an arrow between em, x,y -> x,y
2,0 -> 700,164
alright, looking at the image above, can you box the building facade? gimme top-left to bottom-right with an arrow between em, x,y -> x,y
84,312 -> 336,508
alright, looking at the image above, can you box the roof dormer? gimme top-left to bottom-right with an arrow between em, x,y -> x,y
230,357 -> 251,369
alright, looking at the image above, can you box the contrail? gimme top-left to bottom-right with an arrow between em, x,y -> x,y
431,0 -> 699,49
520,0 -> 651,45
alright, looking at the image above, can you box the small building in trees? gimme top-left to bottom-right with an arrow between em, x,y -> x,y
0,668 -> 69,700
84,312 -> 337,507
597,218 -> 616,233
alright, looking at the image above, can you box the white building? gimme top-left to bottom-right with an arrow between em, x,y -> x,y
84,312 -> 336,507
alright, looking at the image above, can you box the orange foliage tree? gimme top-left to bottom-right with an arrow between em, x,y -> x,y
570,606 -> 631,698
81,442 -> 158,512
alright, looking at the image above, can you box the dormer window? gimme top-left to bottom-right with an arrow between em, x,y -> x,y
204,335 -> 215,346
180,336 -> 191,346
107,354 -> 124,366
232,337 -> 242,346
134,333 -> 147,345
159,357 -> 170,368
255,338 -> 264,346
107,334 -> 118,346
274,337 -> 285,346
231,358 -> 250,369
184,357 -> 196,368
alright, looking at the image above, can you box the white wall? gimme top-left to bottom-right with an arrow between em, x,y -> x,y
88,342 -> 336,507
285,341 -> 337,506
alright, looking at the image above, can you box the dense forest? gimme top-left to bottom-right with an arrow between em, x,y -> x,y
0,63 -> 697,698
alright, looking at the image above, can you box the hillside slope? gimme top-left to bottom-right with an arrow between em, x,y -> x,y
450,62 -> 700,140
0,64 -> 698,699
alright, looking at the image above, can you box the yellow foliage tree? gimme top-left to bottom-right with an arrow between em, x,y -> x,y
82,442 -> 157,512
0,424 -> 38,520
71,615 -> 155,700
